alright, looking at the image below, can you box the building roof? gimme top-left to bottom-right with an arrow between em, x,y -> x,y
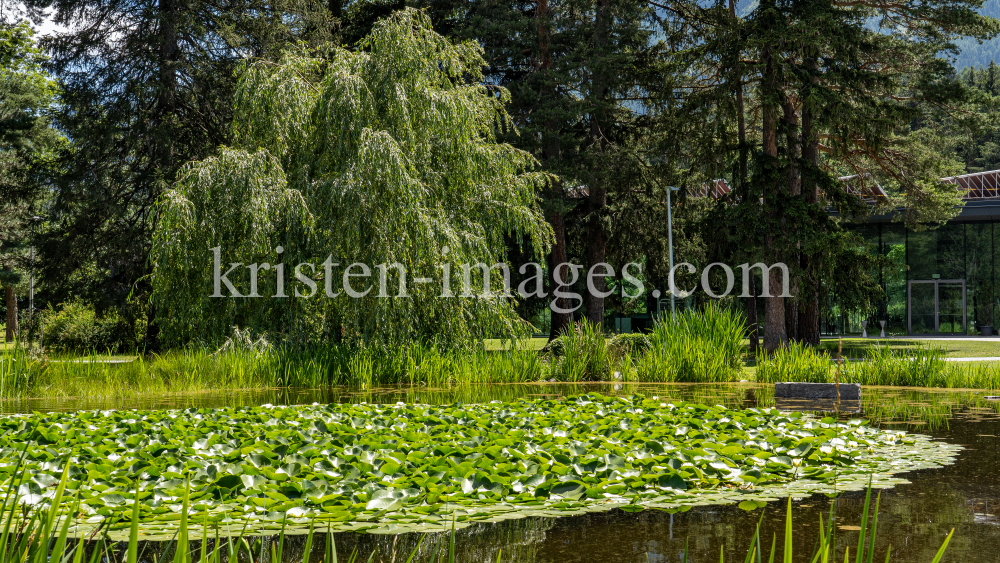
942,169 -> 1000,200
693,179 -> 732,198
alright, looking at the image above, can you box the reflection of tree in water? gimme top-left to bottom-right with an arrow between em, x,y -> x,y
319,518 -> 553,563
133,518 -> 554,563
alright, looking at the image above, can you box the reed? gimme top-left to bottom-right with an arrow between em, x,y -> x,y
841,345 -> 948,387
755,342 -> 832,384
5,305 -> 1000,401
548,319 -> 615,382
636,303 -> 747,382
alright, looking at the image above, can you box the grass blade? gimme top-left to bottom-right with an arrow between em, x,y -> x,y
930,529 -> 954,563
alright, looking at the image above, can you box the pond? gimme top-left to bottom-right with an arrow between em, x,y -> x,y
1,383 -> 997,562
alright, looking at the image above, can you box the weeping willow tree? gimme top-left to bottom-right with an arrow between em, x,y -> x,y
151,9 -> 553,349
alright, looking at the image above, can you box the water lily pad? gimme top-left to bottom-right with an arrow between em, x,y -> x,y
0,394 -> 959,538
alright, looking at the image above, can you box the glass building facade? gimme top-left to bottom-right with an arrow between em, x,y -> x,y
827,201 -> 1000,336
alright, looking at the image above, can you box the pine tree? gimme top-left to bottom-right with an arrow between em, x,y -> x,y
673,0 -> 998,351
754,0 -> 997,349
23,0 -> 334,324
987,60 -> 998,95
442,0 -> 673,334
0,22 -> 62,343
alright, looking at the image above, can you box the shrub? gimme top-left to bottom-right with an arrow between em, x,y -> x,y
43,300 -> 142,353
610,332 -> 651,356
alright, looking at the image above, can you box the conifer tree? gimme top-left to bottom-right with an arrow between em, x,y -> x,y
442,0 -> 673,334
0,22 -> 62,343
23,0 -> 333,321
987,60 -> 998,95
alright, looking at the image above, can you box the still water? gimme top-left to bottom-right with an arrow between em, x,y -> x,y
3,384 -> 998,562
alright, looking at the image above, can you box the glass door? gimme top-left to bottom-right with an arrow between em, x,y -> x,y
909,282 -> 936,334
938,282 -> 965,334
907,280 -> 966,335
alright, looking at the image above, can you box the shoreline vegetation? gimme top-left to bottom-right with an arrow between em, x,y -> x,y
2,307 -> 1000,400
0,477 -> 956,563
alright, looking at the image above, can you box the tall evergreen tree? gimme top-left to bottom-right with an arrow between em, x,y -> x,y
439,0 -> 674,335
0,22 -> 62,343
742,0 -> 997,350
22,0 -> 333,330
987,60 -> 998,95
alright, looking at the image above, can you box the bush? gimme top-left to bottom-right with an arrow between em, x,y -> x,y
43,300 -> 142,353
610,332 -> 651,356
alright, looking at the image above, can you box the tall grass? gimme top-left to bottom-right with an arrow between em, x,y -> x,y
7,306 -> 1000,401
635,303 -> 747,382
0,345 -> 37,396
755,342 -> 832,384
841,345 -> 947,387
753,342 -> 1000,390
548,320 -> 615,381
1,341 -> 550,399
0,469 -> 952,563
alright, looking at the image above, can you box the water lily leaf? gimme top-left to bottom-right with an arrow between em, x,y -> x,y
0,393 -> 959,538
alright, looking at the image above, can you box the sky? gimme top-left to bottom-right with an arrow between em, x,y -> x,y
1,1 -> 70,35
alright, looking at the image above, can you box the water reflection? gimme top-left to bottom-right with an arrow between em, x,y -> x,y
4,384 -> 999,562
774,398 -> 861,413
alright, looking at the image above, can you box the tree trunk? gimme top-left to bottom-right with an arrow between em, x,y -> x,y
798,55 -> 822,345
548,209 -> 571,340
730,0 -> 747,190
783,100 -> 800,342
535,0 -> 571,340
157,0 -> 179,170
584,0 -> 610,329
761,42 -> 787,354
4,286 -> 17,344
584,190 -> 608,327
729,0 -> 756,356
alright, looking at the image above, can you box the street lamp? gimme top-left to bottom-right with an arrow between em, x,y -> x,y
655,186 -> 681,318
666,186 -> 680,318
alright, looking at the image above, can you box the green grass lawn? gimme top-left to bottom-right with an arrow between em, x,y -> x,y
818,337 -> 1000,358
486,335 -> 1000,360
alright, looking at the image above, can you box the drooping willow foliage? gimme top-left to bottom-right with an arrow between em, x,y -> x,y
151,9 -> 553,349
